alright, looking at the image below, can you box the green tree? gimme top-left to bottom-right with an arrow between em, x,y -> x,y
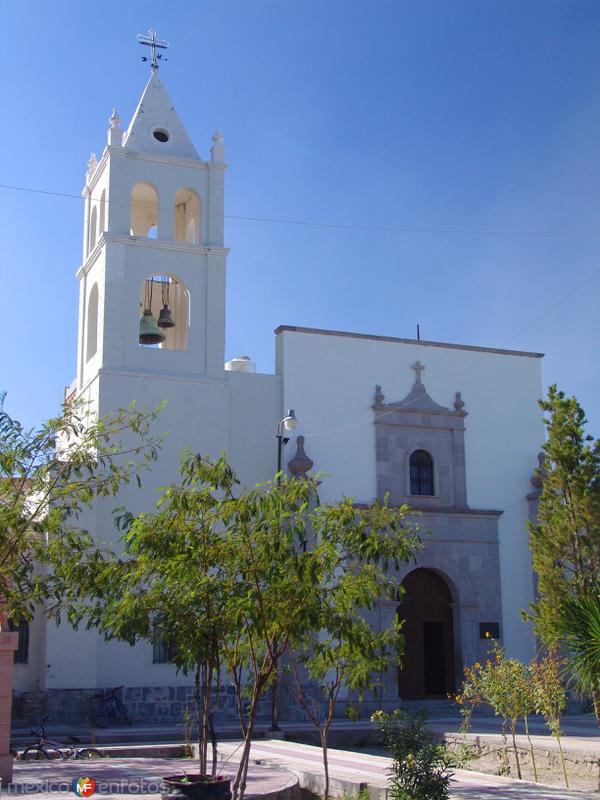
528,385 -> 600,721
58,450 -> 419,800
286,496 -> 420,800
63,451 -> 238,779
0,392 -> 162,626
226,485 -> 419,800
530,651 -> 570,787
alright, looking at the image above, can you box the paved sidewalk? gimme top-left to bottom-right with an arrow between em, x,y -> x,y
218,739 -> 600,800
2,757 -> 296,799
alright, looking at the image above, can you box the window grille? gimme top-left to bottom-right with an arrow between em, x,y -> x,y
409,450 -> 434,495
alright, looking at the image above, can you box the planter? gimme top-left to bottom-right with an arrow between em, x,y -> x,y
162,774 -> 231,800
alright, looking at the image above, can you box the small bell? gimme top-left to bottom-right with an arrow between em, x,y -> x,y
139,309 -> 166,345
157,305 -> 175,328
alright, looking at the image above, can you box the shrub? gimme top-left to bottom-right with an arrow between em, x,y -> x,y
372,709 -> 463,800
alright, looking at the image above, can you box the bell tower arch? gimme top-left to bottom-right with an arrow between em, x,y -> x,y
75,70 -> 228,393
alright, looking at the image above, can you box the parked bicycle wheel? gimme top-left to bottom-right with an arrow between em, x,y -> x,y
114,697 -> 132,726
22,745 -> 62,760
89,697 -> 109,728
78,748 -> 103,759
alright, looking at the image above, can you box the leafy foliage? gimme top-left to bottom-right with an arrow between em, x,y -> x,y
455,646 -> 569,786
372,709 -> 463,800
60,451 -> 419,800
527,385 -> 600,721
0,392 -> 163,626
555,592 -> 600,707
285,496 -> 421,799
528,384 -> 600,630
455,643 -> 534,779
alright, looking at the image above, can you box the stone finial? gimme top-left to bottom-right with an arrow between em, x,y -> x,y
374,384 -> 385,405
453,391 -> 465,411
288,435 -> 314,478
109,108 -> 121,129
108,108 -> 123,146
527,452 -> 546,503
86,152 -> 98,179
531,452 -> 545,490
211,128 -> 224,162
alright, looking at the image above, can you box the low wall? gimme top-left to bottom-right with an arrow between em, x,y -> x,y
13,683 -> 347,727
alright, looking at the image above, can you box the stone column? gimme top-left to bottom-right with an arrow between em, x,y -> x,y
451,601 -> 479,676
0,629 -> 18,785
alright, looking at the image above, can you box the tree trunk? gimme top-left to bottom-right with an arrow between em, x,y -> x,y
554,731 -> 570,788
320,729 -> 330,800
202,663 -> 211,776
523,715 -> 538,782
232,713 -> 255,800
510,719 -> 522,780
194,666 -> 206,776
591,687 -> 600,727
232,677 -> 265,800
209,713 -> 218,778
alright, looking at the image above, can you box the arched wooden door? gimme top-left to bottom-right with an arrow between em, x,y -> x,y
397,568 -> 455,699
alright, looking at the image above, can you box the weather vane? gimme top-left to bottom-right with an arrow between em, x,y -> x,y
137,29 -> 169,70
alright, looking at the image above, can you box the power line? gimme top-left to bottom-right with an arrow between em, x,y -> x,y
1,180 -> 596,448
3,181 -> 600,237
505,267 -> 600,345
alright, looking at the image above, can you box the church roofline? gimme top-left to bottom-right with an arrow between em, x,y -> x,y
274,325 -> 544,359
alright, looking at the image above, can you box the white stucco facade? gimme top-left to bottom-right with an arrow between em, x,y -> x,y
13,71 -> 545,716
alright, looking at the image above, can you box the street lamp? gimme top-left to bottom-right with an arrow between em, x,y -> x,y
276,409 -> 297,480
270,408 -> 298,733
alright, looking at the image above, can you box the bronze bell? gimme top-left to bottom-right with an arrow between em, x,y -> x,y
157,305 -> 175,328
139,309 -> 166,345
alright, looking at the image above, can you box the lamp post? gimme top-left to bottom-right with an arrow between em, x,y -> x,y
276,409 -> 298,481
270,409 -> 298,733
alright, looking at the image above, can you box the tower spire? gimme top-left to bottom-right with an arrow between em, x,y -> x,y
137,29 -> 169,71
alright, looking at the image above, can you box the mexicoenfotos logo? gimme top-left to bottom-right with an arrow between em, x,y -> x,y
72,776 -> 96,797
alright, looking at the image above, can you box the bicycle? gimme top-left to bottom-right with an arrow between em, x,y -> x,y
89,685 -> 132,728
20,717 -> 102,760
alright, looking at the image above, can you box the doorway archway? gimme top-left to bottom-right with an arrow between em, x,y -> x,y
397,568 -> 455,699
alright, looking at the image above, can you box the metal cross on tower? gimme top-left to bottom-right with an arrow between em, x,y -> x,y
412,360 -> 425,384
137,29 -> 169,70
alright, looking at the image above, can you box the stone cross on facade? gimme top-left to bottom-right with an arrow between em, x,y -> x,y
412,360 -> 425,384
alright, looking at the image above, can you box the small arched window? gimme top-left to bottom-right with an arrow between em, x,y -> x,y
130,182 -> 159,237
88,206 -> 97,254
86,283 -> 99,361
99,189 -> 106,234
173,188 -> 200,243
410,450 -> 434,496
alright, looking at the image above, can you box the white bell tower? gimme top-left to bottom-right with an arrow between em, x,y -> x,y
75,69 -> 228,394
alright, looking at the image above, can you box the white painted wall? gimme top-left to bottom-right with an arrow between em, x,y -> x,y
277,328 -> 544,661
34,69 -> 547,694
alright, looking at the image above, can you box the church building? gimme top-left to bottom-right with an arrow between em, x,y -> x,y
13,65 -> 545,724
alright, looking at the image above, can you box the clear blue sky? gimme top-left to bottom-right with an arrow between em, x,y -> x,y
2,0 -> 599,434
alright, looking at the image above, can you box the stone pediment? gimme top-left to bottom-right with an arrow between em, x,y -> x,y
380,381 -> 451,414
372,361 -> 466,419
372,361 -> 469,509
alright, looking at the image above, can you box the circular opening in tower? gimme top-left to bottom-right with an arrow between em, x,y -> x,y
153,128 -> 170,143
